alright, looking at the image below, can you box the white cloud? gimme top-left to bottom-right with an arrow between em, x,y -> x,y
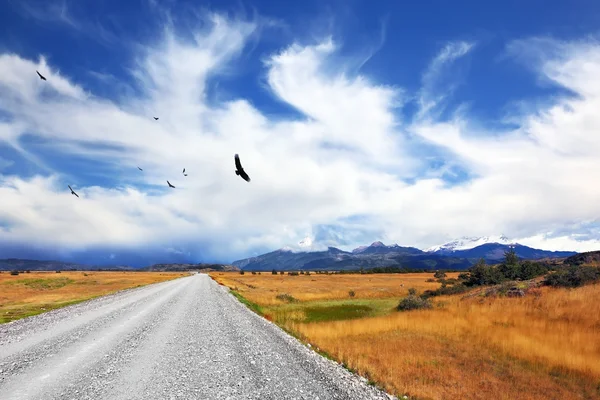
417,41 -> 475,119
0,15 -> 599,262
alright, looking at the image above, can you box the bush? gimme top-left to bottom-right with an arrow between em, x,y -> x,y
421,283 -> 470,299
240,270 -> 245,275
10,270 -> 19,276
520,260 -> 549,280
288,271 -> 299,276
251,271 -> 256,275
544,265 -> 600,288
272,269 -> 278,275
25,270 -> 31,273
433,270 -> 447,279
408,288 -> 416,296
276,293 -> 298,303
279,271 -> 284,275
426,278 -> 436,282
348,290 -> 355,297
305,271 -> 311,276
464,258 -> 505,286
397,294 -> 433,311
56,270 -> 61,273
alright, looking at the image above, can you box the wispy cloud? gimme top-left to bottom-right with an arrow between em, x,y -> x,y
416,40 -> 475,119
0,12 -> 600,263
11,0 -> 124,48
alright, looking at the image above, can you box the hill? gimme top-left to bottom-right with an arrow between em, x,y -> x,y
0,258 -> 133,271
563,250 -> 600,266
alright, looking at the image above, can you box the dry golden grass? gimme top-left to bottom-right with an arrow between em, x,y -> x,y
0,271 -> 187,323
210,271 -> 600,400
210,272 -> 454,305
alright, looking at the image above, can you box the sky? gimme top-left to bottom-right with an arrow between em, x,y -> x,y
1,0 -> 600,267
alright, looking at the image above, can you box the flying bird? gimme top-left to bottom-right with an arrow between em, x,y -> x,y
234,154 -> 251,182
167,180 -> 175,188
182,168 -> 187,176
137,167 -> 143,171
36,70 -> 47,81
68,185 -> 79,198
153,117 -> 159,120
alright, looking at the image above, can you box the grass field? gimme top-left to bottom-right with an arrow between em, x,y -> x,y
0,271 -> 187,323
210,271 -> 600,400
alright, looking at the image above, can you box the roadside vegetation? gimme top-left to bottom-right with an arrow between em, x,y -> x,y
0,271 -> 187,323
210,251 -> 600,400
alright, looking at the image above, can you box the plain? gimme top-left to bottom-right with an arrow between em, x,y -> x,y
210,271 -> 600,400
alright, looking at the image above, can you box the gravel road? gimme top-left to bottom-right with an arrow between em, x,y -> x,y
0,273 -> 395,400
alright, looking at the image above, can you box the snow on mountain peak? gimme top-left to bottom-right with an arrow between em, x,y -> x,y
426,235 -> 515,252
370,241 -> 385,247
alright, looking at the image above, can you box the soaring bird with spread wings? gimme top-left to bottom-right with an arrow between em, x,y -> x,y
68,185 -> 79,198
36,70 -> 47,81
167,180 -> 175,188
234,154 -> 251,182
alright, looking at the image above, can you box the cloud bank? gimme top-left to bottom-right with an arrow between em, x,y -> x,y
1,11 -> 600,265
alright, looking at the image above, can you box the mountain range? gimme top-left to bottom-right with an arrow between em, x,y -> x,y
0,236 -> 584,272
231,236 -> 579,272
0,259 -> 237,272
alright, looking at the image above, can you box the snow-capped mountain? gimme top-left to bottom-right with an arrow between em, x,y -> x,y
426,235 -> 515,253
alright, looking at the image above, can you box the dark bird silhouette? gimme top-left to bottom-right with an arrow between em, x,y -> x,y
182,168 -> 187,176
36,70 -> 47,81
68,185 -> 79,198
234,154 -> 251,182
167,180 -> 175,188
153,117 -> 159,120
137,166 -> 143,171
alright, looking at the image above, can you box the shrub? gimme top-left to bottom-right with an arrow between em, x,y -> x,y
520,260 -> 549,280
348,290 -> 356,297
276,293 -> 298,303
240,270 -> 245,275
420,283 -> 470,299
251,271 -> 256,275
288,271 -> 299,276
10,270 -> 19,276
279,271 -> 284,275
544,265 -> 600,288
397,294 -> 433,311
464,258 -> 505,286
433,270 -> 447,279
305,271 -> 311,276
408,288 -> 416,296
272,269 -> 278,275
56,270 -> 61,273
426,278 -> 436,282
25,270 -> 31,273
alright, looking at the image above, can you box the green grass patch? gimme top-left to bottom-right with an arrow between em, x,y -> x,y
229,290 -> 264,315
4,278 -> 75,290
304,304 -> 374,322
0,297 -> 97,323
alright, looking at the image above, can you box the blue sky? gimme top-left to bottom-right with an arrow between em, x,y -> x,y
1,0 -> 600,267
